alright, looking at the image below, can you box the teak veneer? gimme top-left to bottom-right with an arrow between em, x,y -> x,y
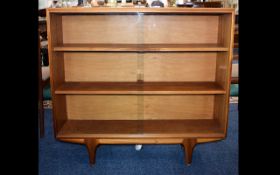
47,7 -> 235,166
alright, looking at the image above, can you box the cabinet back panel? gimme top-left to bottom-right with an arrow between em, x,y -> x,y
144,53 -> 217,82
62,15 -> 139,44
144,95 -> 214,119
62,15 -> 219,44
64,52 -> 138,82
215,52 -> 229,88
67,95 -> 214,120
67,95 -> 139,120
142,15 -> 219,44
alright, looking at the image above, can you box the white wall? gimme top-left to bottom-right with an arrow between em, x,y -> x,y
39,0 -> 54,9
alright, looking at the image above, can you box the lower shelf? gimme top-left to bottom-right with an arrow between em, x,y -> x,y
57,119 -> 224,139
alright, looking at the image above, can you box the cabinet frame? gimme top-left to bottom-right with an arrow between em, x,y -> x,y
47,7 -> 235,165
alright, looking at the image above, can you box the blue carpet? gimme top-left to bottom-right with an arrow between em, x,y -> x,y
39,104 -> 238,175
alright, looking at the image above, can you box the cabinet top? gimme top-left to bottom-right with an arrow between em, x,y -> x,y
47,7 -> 234,14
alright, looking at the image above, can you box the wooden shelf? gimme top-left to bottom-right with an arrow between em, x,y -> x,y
48,7 -> 235,14
55,82 -> 226,95
57,119 -> 224,139
53,44 -> 228,52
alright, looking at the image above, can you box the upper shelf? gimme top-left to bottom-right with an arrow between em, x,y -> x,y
47,7 -> 235,14
55,82 -> 226,95
53,44 -> 229,52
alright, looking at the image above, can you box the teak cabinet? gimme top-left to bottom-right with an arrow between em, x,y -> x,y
47,7 -> 235,165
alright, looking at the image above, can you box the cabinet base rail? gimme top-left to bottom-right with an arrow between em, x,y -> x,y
59,137 -> 222,166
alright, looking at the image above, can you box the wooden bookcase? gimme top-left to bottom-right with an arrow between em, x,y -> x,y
47,7 -> 235,165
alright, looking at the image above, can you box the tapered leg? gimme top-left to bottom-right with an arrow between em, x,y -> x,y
85,139 -> 99,165
182,139 -> 197,165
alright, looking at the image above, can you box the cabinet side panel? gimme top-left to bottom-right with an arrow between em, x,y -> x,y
47,14 -> 64,88
49,52 -> 67,133
216,14 -> 234,88
214,95 -> 227,131
48,14 -> 63,46
53,95 -> 67,132
215,52 -> 228,89
64,53 -> 138,82
47,12 -> 67,134
144,53 -> 217,82
218,14 -> 234,47
214,13 -> 235,134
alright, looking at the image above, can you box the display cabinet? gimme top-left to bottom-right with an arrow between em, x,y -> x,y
47,7 -> 235,165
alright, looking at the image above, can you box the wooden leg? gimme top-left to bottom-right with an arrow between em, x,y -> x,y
182,139 -> 197,166
85,139 -> 99,166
